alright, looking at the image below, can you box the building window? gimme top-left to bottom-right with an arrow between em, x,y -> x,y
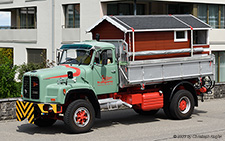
174,31 -> 187,42
168,3 -> 192,14
208,5 -> 219,28
197,4 -> 224,29
64,4 -> 80,28
198,4 -> 207,23
213,51 -> 225,82
221,6 -> 225,29
27,49 -> 46,64
107,3 -> 145,15
18,7 -> 37,29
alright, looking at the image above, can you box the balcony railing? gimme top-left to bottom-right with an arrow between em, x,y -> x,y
0,0 -> 13,4
0,26 -> 36,29
62,25 -> 80,43
0,28 -> 37,43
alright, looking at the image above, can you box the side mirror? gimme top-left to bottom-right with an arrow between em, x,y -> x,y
57,52 -> 60,62
102,51 -> 108,66
67,71 -> 73,79
56,49 -> 62,65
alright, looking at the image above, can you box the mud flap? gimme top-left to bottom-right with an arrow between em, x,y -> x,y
16,100 -> 35,124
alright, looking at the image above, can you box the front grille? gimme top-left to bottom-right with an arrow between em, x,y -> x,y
23,76 -> 30,98
31,77 -> 40,99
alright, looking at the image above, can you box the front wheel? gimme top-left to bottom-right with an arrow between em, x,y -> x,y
170,90 -> 194,120
64,99 -> 95,133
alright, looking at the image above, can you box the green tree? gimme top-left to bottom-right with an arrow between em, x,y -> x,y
0,55 -> 21,98
0,48 -> 13,64
17,60 -> 55,82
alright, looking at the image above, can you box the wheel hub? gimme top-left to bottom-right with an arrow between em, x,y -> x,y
74,107 -> 90,127
179,100 -> 187,111
178,96 -> 191,114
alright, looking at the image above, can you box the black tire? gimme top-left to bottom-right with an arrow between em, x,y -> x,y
64,99 -> 95,133
133,108 -> 159,116
34,118 -> 56,127
163,94 -> 172,119
169,90 -> 194,120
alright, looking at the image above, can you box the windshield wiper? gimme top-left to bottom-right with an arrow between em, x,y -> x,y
78,55 -> 89,66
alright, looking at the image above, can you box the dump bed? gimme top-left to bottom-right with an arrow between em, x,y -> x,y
103,40 -> 215,88
119,54 -> 215,87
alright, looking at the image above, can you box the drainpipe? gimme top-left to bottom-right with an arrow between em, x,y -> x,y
134,0 -> 137,15
52,0 -> 55,61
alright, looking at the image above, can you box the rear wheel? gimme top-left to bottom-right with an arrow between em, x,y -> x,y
34,118 -> 56,127
170,90 -> 194,120
64,99 -> 95,133
163,96 -> 172,118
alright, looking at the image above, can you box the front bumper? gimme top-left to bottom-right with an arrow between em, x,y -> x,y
16,100 -> 62,124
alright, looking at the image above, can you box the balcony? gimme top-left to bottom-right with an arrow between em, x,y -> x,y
0,28 -> 37,43
25,0 -> 46,2
0,0 -> 13,4
209,29 -> 225,50
62,27 -> 80,44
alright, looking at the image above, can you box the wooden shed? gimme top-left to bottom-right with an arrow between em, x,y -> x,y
87,15 -> 211,60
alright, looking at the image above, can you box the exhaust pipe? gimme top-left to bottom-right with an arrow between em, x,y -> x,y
98,98 -> 132,111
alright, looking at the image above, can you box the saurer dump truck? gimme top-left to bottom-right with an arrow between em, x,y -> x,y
16,15 -> 215,133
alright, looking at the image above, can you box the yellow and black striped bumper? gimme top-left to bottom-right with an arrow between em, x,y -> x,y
16,100 -> 62,124
16,100 -> 35,124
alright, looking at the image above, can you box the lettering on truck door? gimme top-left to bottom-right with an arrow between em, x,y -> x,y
92,49 -> 118,94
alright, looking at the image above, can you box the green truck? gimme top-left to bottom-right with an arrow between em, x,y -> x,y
16,40 -> 214,133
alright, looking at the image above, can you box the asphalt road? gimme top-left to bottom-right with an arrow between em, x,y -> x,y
0,98 -> 225,141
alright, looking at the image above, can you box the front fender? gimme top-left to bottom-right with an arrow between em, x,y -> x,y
65,83 -> 96,100
64,83 -> 101,118
45,82 -> 95,104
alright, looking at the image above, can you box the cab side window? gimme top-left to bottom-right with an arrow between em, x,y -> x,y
94,49 -> 113,65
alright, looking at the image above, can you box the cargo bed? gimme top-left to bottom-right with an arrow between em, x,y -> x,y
119,54 -> 215,87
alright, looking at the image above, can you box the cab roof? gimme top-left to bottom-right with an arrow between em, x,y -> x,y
60,40 -> 115,50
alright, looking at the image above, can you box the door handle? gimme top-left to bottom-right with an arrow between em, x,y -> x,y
111,70 -> 116,73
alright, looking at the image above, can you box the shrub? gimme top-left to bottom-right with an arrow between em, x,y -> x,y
0,56 -> 21,98
17,60 -> 55,82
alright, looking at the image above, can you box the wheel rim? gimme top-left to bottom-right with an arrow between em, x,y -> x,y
178,96 -> 191,114
74,107 -> 90,127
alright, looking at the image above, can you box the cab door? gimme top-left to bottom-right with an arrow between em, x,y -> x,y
92,49 -> 118,95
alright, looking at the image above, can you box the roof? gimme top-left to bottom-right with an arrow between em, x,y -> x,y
60,40 -> 115,50
87,14 -> 211,33
174,15 -> 210,29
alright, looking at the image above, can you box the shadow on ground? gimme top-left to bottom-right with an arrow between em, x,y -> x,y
16,108 -> 207,134
16,109 -> 166,134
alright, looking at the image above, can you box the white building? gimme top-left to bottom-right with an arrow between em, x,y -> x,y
0,0 -> 225,82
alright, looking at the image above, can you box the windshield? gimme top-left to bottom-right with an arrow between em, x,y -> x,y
59,49 -> 93,65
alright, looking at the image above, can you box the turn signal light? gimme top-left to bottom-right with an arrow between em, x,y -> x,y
51,98 -> 56,102
63,89 -> 66,95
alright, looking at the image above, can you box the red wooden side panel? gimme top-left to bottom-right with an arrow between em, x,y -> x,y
134,31 -> 190,51
193,45 -> 210,48
126,31 -> 192,60
91,20 -> 124,40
